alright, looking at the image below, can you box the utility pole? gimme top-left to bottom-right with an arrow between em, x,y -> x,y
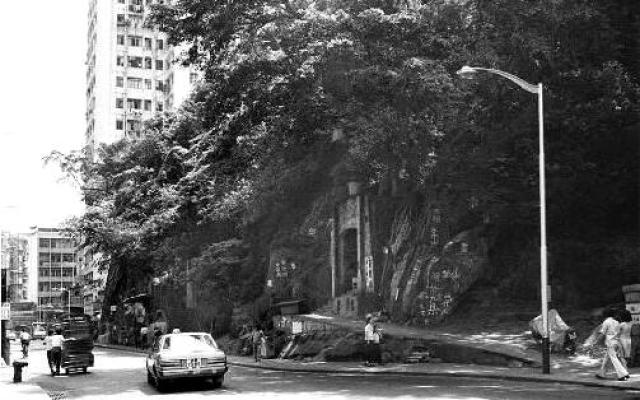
1,234 -> 8,367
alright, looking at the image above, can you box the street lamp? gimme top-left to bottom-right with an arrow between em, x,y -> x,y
456,65 -> 550,374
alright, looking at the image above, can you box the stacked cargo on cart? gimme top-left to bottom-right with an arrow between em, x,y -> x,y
61,316 -> 94,374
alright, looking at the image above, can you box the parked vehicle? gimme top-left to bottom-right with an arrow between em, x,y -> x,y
33,323 -> 47,340
146,332 -> 228,391
5,330 -> 17,340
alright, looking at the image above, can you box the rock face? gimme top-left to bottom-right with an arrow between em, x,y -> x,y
374,201 -> 489,325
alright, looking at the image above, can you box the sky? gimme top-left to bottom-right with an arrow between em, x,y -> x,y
0,2 -> 88,233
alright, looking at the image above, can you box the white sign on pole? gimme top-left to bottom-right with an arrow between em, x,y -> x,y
0,302 -> 10,321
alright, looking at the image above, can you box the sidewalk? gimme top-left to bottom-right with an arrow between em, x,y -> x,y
0,348 -> 49,400
299,313 -> 539,365
95,342 -> 640,391
228,355 -> 640,391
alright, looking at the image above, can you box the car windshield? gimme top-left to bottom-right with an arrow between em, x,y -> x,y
163,334 -> 218,351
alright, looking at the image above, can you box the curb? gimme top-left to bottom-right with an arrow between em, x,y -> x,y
94,343 -> 147,354
93,343 -> 637,392
228,359 -> 638,391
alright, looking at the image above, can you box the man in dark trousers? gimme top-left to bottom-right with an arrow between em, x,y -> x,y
50,327 -> 65,376
251,325 -> 264,362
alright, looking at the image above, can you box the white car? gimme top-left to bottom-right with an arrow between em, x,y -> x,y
146,332 -> 228,391
33,327 -> 47,340
5,330 -> 17,340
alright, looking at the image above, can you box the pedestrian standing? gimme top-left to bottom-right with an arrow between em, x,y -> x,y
593,309 -> 629,381
251,325 -> 264,362
50,327 -> 65,376
372,321 -> 383,364
44,329 -> 54,374
140,326 -> 149,350
618,309 -> 633,367
364,314 -> 375,367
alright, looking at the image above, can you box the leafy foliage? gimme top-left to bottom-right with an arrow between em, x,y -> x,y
50,0 -> 639,320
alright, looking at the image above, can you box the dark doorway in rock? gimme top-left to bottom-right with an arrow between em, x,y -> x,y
338,228 -> 358,296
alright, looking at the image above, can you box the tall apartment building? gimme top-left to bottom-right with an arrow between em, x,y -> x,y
26,228 -> 84,313
86,0 -> 191,151
85,0 -> 198,315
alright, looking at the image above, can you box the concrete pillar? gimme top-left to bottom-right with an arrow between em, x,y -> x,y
363,195 -> 374,293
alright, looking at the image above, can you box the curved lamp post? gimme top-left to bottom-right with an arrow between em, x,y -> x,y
456,65 -> 550,374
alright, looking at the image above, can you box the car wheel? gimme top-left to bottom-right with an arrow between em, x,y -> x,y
65,369 -> 69,375
211,375 -> 224,389
82,367 -> 88,374
155,377 -> 167,392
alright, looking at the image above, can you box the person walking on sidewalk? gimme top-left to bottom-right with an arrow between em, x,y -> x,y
19,328 -> 31,358
44,329 -> 54,374
50,327 -> 65,376
593,309 -> 629,381
618,309 -> 633,367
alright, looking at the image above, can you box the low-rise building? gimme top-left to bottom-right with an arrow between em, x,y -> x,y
26,228 -> 84,319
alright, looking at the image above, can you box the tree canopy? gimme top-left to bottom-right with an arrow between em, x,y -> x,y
51,0 -> 639,317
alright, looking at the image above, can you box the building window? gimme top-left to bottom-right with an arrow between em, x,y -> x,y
128,35 -> 141,47
116,76 -> 124,87
189,72 -> 198,84
116,98 -> 124,108
156,39 -> 164,50
155,80 -> 164,92
38,238 -> 50,248
118,0 -> 125,3
155,60 -> 163,70
144,79 -> 152,89
126,119 -> 140,132
144,100 -> 152,111
116,119 -> 124,130
144,37 -> 152,50
156,102 -> 163,112
117,14 -> 126,25
127,77 -> 142,89
127,98 -> 142,109
145,57 -> 152,69
117,34 -> 125,45
128,56 -> 143,68
116,55 -> 125,66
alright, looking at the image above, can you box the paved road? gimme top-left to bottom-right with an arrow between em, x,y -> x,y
11,343 -> 640,399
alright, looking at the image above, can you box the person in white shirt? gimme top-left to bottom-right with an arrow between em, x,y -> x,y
50,327 -> 65,376
19,329 -> 31,357
44,329 -> 54,374
594,309 -> 629,381
364,315 -> 377,366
